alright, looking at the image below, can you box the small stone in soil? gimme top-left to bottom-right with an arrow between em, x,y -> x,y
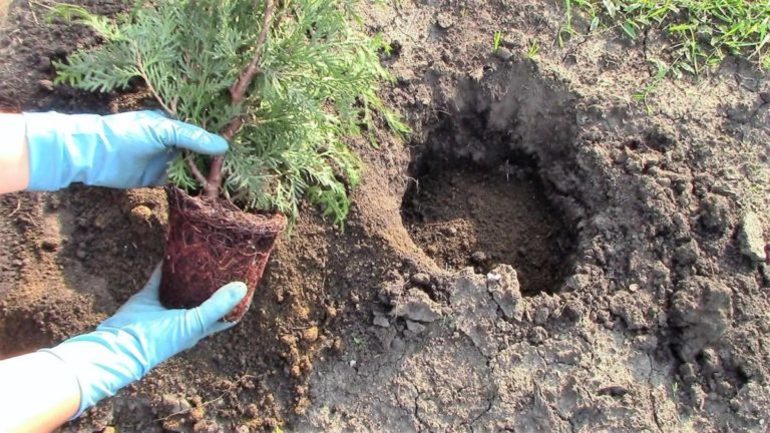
76,249 -> 87,259
487,266 -> 523,320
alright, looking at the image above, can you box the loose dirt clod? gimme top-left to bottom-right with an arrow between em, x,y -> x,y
738,212 -> 766,262
486,266 -> 523,320
391,290 -> 442,323
129,204 -> 153,225
302,326 -> 319,343
671,276 -> 733,361
160,188 -> 285,321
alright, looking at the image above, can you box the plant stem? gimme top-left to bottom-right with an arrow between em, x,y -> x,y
203,0 -> 275,200
136,50 -> 178,117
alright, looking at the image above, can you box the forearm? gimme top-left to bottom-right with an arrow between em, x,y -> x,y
0,352 -> 79,432
0,113 -> 30,194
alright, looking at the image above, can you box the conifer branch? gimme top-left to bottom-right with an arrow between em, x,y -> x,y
204,0 -> 275,199
135,50 -> 177,117
55,0 -> 406,225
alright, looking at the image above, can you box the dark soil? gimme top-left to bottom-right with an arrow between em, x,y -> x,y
403,166 -> 574,295
1,0 -> 769,432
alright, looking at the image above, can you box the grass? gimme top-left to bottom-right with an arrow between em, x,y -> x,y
561,0 -> 770,100
493,30 -> 504,53
634,58 -> 670,104
527,39 -> 540,58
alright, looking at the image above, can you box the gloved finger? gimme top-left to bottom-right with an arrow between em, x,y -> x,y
162,120 -> 229,155
136,264 -> 163,299
140,154 -> 174,187
194,282 -> 248,326
205,320 -> 238,337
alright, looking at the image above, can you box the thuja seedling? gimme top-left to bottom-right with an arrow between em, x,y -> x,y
53,0 -> 408,226
53,0 -> 408,319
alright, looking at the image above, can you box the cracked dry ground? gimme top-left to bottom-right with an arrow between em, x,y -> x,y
1,0 -> 770,432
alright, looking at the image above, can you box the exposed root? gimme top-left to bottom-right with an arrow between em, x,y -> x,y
160,187 -> 285,321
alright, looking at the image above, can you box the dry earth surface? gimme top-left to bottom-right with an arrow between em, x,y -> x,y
1,0 -> 769,432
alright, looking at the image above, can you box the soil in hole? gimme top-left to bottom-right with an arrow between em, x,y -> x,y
403,166 -> 573,295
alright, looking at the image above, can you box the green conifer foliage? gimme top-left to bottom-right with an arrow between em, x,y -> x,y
54,0 -> 408,226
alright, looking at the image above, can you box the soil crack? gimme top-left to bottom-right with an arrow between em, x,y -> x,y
647,354 -> 665,433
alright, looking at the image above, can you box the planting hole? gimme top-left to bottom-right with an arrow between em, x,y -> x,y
402,69 -> 578,296
403,162 -> 573,295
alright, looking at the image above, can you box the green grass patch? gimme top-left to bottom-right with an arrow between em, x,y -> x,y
561,0 -> 770,76
493,30 -> 504,53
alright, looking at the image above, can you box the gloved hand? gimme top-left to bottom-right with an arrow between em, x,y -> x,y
41,266 -> 247,417
23,110 -> 227,191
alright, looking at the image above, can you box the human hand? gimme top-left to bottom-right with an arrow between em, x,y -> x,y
23,110 -> 227,191
41,266 -> 246,416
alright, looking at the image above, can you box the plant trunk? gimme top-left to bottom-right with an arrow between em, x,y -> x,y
159,187 -> 286,321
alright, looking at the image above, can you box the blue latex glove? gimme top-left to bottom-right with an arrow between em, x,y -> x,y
23,111 -> 228,191
41,266 -> 247,417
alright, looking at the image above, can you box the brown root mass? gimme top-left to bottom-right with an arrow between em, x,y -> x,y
160,187 -> 285,321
